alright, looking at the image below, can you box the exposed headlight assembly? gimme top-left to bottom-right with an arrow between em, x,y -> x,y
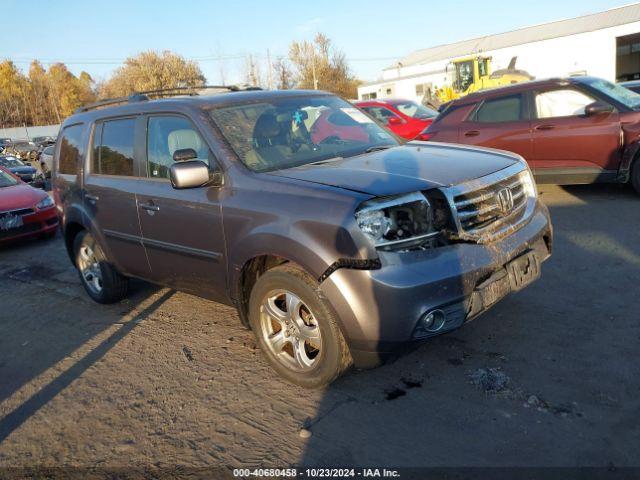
355,191 -> 440,250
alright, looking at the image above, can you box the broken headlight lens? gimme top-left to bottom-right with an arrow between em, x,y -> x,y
355,192 -> 438,248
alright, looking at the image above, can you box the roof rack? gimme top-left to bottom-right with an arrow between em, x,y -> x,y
74,84 -> 262,113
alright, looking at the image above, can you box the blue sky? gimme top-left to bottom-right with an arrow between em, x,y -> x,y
1,0 -> 628,84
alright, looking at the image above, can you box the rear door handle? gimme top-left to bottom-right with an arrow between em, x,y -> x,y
535,124 -> 555,131
139,203 -> 160,212
464,130 -> 480,137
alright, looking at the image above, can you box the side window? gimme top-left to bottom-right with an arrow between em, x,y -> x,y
362,106 -> 398,125
58,124 -> 84,174
147,116 -> 210,179
535,89 -> 595,119
474,95 -> 523,123
92,118 -> 136,176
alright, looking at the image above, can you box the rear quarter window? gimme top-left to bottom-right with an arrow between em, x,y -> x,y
58,124 -> 85,174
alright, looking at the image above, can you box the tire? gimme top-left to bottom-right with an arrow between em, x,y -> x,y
73,231 -> 128,304
631,160 -> 640,195
248,264 -> 352,388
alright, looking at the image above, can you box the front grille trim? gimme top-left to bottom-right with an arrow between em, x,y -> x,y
0,207 -> 35,217
441,163 -> 535,244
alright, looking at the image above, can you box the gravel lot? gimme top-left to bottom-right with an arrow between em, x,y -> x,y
0,184 -> 639,469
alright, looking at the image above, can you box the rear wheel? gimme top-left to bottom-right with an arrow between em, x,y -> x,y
248,264 -> 351,388
73,231 -> 128,304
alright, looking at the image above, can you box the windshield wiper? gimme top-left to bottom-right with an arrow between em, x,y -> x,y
308,156 -> 344,166
364,145 -> 393,153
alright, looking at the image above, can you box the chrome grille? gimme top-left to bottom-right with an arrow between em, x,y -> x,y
453,173 -> 527,234
443,163 -> 534,243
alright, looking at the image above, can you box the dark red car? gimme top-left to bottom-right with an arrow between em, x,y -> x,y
355,99 -> 437,139
421,76 -> 640,194
0,167 -> 58,244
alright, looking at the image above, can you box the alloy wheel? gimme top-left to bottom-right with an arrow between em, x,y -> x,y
77,244 -> 103,294
259,289 -> 322,372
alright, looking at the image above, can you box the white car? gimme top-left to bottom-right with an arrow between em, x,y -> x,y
39,145 -> 54,177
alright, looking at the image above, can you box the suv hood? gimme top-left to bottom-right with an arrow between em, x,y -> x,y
268,143 -> 519,196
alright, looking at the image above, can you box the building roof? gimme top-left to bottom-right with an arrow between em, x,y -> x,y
390,3 -> 640,70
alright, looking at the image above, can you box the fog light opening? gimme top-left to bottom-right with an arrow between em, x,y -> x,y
420,309 -> 446,333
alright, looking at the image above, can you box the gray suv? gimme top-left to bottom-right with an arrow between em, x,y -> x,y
53,88 -> 552,387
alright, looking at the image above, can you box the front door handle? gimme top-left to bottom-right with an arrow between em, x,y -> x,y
464,130 -> 480,137
139,203 -> 160,212
535,124 -> 555,131
85,194 -> 99,204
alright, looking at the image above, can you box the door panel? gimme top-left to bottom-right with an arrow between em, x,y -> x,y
84,176 -> 148,278
137,114 -> 227,302
531,114 -> 621,170
84,118 -> 149,278
461,120 -> 533,159
530,88 -> 622,171
459,94 -> 532,160
136,181 -> 227,301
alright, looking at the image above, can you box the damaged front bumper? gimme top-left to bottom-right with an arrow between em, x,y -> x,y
319,200 -> 552,368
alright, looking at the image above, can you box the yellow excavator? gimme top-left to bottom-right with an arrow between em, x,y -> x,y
427,55 -> 533,107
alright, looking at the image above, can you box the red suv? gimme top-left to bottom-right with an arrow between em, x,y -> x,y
355,99 -> 437,140
422,77 -> 640,194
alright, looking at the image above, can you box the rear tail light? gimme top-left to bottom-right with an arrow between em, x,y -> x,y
415,132 -> 432,141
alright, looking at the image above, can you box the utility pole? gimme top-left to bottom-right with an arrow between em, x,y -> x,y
217,51 -> 226,86
266,49 -> 273,90
312,55 -> 318,90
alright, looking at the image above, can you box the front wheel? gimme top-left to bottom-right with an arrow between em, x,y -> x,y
73,231 -> 128,304
248,264 -> 352,388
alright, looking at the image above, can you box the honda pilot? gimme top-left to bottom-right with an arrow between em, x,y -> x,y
53,87 -> 552,387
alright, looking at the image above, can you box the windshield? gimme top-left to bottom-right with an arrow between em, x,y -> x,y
583,78 -> 640,109
0,169 -> 18,187
209,95 -> 398,172
0,156 -> 24,168
392,101 -> 438,120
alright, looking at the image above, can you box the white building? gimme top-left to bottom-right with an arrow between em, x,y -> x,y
358,3 -> 640,103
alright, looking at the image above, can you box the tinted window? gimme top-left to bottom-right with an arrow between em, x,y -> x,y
535,89 -> 595,118
393,101 -> 437,119
147,116 -> 210,179
474,95 -> 523,123
361,106 -> 399,125
58,124 -> 84,174
92,118 -> 136,176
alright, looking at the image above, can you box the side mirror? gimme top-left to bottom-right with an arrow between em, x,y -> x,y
584,101 -> 614,116
172,148 -> 198,162
169,160 -> 211,189
387,116 -> 404,126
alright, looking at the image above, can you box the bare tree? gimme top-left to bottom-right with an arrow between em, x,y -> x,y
273,57 -> 294,90
288,33 -> 360,98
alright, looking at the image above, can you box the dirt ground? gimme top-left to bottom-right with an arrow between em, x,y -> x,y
0,184 -> 639,470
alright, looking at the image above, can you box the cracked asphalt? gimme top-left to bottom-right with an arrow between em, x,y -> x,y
0,184 -> 639,468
